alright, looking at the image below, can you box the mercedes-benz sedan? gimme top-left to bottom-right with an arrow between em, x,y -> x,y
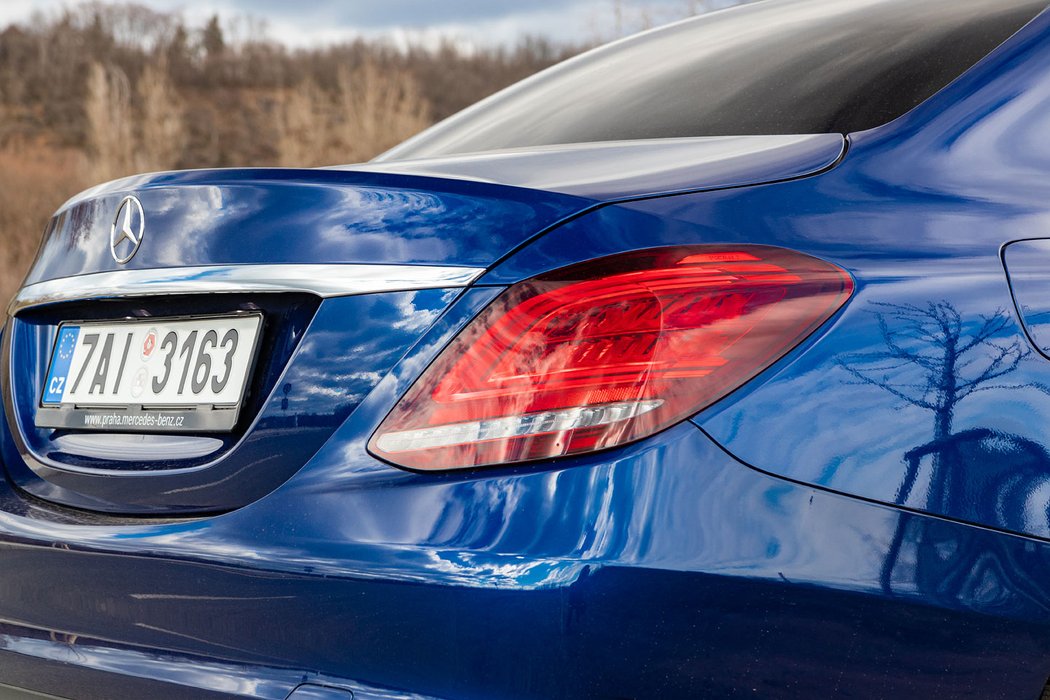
4,0 -> 1050,697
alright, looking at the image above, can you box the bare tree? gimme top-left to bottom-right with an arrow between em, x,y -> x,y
137,59 -> 185,172
332,59 -> 430,163
840,301 -> 1030,447
278,79 -> 330,167
840,301 -> 1050,593
201,14 -> 225,59
84,61 -> 134,181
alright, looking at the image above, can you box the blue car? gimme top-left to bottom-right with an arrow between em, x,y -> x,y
5,0 -> 1050,697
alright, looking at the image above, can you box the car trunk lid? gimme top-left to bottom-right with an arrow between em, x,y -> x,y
3,134 -> 844,516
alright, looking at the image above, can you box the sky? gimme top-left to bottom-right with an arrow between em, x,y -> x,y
0,0 -> 752,48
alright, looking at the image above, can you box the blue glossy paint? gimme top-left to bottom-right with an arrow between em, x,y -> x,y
1,424 -> 1050,697
1,2 -> 1050,699
27,169 -> 589,281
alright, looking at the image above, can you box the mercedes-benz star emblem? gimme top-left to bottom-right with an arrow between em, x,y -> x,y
110,195 -> 145,264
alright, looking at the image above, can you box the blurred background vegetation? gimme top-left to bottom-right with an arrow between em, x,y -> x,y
0,1 -> 736,302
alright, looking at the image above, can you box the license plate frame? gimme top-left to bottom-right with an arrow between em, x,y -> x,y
35,312 -> 264,433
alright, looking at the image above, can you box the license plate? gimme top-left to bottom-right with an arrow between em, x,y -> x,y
36,314 -> 263,433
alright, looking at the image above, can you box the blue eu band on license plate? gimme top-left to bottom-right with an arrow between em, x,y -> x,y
43,326 -> 80,403
36,314 -> 263,433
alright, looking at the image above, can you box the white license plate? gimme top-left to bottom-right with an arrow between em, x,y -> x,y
37,314 -> 262,432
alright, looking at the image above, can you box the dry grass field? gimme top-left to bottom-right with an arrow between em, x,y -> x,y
0,144 -> 89,302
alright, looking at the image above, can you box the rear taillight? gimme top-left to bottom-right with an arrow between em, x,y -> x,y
369,245 -> 853,471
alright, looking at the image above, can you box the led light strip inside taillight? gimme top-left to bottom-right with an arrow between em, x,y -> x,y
369,245 -> 854,471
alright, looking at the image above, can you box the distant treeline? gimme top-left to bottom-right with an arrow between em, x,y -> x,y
0,3 -> 582,173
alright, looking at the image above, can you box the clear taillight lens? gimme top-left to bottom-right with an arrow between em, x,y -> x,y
369,245 -> 853,470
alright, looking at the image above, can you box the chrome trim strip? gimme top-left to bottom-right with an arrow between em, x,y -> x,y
10,263 -> 485,314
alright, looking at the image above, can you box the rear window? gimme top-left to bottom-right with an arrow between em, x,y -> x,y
383,0 -> 1046,161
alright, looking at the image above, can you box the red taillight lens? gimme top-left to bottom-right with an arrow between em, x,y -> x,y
369,245 -> 853,471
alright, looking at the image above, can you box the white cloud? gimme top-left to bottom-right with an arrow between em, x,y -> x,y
1,0 -> 753,48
